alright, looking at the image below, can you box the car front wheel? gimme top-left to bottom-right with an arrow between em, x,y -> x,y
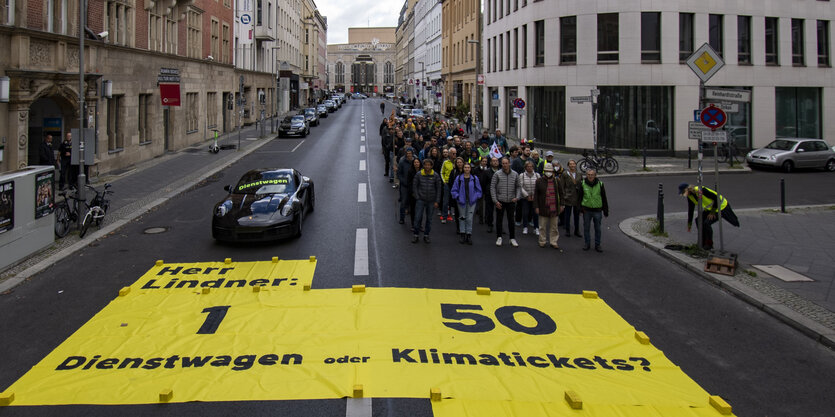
826,159 -> 835,172
782,160 -> 794,173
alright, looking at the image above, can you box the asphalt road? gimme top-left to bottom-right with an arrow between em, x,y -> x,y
1,99 -> 835,416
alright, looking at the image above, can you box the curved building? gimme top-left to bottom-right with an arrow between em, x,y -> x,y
327,28 -> 396,96
481,1 -> 835,152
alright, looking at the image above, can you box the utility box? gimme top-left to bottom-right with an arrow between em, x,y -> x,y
0,166 -> 56,272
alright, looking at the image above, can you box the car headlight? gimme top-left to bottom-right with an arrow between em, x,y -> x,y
767,155 -> 777,161
280,204 -> 293,217
215,202 -> 231,217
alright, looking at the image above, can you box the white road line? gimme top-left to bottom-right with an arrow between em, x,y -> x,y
291,140 -> 305,152
345,398 -> 372,417
359,160 -> 366,171
360,145 -> 366,153
360,129 -> 365,133
354,229 -> 369,276
361,136 -> 365,142
358,183 -> 367,202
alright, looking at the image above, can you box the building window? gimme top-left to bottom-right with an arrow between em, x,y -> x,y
187,8 -> 202,59
222,23 -> 230,63
256,0 -> 262,25
2,0 -> 16,25
597,13 -> 619,63
679,13 -> 694,62
498,33 -> 503,70
149,4 -> 163,52
211,19 -> 219,60
738,15 -> 752,65
641,12 -> 661,63
486,38 -> 491,72
107,96 -> 123,151
765,17 -> 779,65
534,20 -> 545,66
207,92 -> 217,129
560,16 -> 576,65
493,36 -> 497,72
522,24 -> 528,68
223,0 -> 230,8
104,0 -> 134,47
384,62 -> 394,84
818,20 -> 831,67
527,86 -> 565,146
513,28 -> 518,69
186,93 -> 199,134
506,30 -> 511,69
709,14 -> 723,58
165,11 -> 177,54
792,19 -> 805,66
597,86 -> 674,150
138,94 -> 151,144
46,0 -> 68,34
335,62 -> 344,84
776,87 -> 821,138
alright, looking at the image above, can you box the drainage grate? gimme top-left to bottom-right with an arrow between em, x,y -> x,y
143,227 -> 168,234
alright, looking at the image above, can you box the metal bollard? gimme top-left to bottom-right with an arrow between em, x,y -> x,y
657,183 -> 665,232
780,178 -> 786,213
688,147 -> 692,169
643,146 -> 647,170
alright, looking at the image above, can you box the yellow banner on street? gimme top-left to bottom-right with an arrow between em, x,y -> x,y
0,259 -> 733,416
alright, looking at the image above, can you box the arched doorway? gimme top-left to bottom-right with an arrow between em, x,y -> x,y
27,94 -> 77,166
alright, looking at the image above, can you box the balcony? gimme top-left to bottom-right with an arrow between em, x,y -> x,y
254,25 -> 275,41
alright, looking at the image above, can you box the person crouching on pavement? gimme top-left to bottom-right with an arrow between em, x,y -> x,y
534,163 -> 565,250
679,183 -> 740,251
451,162 -> 482,245
412,159 -> 443,244
578,169 -> 609,252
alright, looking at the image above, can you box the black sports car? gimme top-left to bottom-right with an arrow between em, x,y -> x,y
212,169 -> 315,242
278,115 -> 309,137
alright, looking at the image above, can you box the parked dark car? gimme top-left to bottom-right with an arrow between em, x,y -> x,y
212,168 -> 315,242
278,115 -> 309,138
303,108 -> 319,126
323,100 -> 336,112
317,105 -> 328,118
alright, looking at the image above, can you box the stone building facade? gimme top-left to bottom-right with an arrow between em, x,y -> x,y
327,28 -> 396,96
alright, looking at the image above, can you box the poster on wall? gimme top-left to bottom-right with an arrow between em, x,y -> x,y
35,171 -> 54,219
0,181 -> 14,234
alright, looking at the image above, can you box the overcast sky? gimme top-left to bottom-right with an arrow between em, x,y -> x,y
315,0 -> 401,44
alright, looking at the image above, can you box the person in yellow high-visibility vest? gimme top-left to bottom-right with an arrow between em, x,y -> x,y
679,183 -> 740,250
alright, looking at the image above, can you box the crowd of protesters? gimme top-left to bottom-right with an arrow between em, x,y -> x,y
379,109 -> 609,252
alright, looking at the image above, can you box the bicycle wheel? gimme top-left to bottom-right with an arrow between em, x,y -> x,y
603,157 -> 619,174
79,210 -> 95,238
578,159 -> 592,173
717,145 -> 729,163
54,206 -> 71,238
95,204 -> 108,226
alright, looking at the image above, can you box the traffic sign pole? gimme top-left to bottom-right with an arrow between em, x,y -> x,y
697,80 -> 704,251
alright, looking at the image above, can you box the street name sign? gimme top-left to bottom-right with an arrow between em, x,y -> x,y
686,43 -> 725,83
705,88 -> 751,103
512,108 -> 526,118
712,102 -> 739,113
570,96 -> 592,103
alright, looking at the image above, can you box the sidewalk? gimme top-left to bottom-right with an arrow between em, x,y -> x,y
0,116 -> 290,292
621,205 -> 835,348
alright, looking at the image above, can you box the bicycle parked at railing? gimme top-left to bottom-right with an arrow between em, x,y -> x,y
717,141 -> 743,165
578,148 -> 619,174
54,183 -> 112,238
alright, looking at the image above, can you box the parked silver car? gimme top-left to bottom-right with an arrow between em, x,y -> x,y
746,138 -> 835,172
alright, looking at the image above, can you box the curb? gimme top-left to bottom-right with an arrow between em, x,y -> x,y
600,166 -> 751,178
619,215 -> 835,349
0,136 -> 276,294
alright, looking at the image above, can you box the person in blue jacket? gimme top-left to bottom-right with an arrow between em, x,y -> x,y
451,162 -> 483,245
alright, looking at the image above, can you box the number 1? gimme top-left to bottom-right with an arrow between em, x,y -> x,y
197,306 -> 230,334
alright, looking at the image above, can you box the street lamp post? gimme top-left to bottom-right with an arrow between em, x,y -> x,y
417,61 -> 425,107
271,46 -> 280,133
467,39 -> 480,132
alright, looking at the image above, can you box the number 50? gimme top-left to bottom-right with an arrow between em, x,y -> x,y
441,304 -> 556,335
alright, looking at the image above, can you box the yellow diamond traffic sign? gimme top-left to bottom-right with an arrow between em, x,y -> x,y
686,43 -> 725,83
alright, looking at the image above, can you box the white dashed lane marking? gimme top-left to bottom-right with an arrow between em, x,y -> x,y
359,160 -> 366,171
358,183 -> 367,203
353,228 -> 369,276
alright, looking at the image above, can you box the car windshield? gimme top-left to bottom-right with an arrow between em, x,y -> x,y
305,108 -> 315,114
765,140 -> 797,151
291,115 -> 305,122
234,172 -> 295,195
